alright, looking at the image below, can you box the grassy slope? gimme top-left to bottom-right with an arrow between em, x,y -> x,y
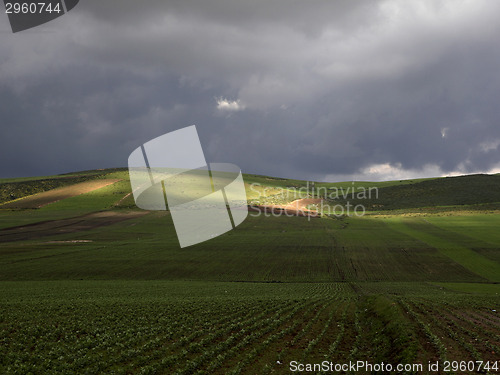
384,217 -> 500,282
331,173 -> 500,210
0,168 -> 127,204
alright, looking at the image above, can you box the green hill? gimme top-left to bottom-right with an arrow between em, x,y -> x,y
331,173 -> 500,211
0,168 -> 126,205
1,168 -> 499,282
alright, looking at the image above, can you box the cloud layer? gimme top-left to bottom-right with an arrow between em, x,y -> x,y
1,0 -> 500,181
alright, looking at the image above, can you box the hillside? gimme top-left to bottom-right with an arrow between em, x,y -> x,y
2,168 -> 499,211
332,173 -> 500,211
0,168 -> 499,282
0,168 -> 126,205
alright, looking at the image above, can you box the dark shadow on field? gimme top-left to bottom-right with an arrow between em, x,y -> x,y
0,211 -> 149,243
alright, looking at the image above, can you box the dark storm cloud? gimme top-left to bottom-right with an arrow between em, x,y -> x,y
1,0 -> 500,180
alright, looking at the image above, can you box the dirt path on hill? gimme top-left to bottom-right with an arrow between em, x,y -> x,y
0,179 -> 122,209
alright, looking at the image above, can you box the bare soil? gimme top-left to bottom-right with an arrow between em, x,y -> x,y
250,198 -> 324,218
0,210 -> 149,243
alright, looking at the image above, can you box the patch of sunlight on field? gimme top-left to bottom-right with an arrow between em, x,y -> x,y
40,179 -> 131,212
425,214 -> 500,246
385,216 -> 500,282
437,282 -> 500,295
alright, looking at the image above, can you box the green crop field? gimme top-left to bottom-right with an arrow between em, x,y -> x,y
0,170 -> 499,374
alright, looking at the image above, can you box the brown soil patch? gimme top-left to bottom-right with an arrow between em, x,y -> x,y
283,198 -> 324,211
44,240 -> 93,244
0,179 -> 122,209
250,198 -> 324,218
0,210 -> 149,243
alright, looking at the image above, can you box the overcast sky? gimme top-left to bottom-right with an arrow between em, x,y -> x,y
1,0 -> 500,181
